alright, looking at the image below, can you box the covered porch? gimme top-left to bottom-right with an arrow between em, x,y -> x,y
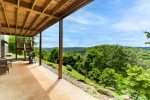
0,0 -> 96,99
0,61 -> 96,100
0,0 -> 93,78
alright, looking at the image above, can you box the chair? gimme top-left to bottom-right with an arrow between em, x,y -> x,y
0,59 -> 9,74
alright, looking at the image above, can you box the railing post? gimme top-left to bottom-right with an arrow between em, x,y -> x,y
15,36 -> 17,59
39,32 -> 42,66
58,19 -> 63,79
32,36 -> 34,49
24,36 -> 26,60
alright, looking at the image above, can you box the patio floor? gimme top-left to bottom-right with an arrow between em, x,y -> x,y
0,61 -> 97,100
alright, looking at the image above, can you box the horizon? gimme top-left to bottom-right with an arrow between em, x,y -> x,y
35,0 -> 150,48
35,44 -> 150,48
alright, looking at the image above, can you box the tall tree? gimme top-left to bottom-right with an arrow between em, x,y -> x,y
126,65 -> 150,100
144,32 -> 150,44
8,36 -> 15,53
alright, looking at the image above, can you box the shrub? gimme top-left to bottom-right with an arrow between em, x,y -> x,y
99,68 -> 123,89
66,65 -> 72,72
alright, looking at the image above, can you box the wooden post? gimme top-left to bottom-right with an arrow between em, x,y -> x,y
58,19 -> 63,79
15,36 -> 17,59
32,36 -> 34,49
39,32 -> 42,66
24,36 -> 26,60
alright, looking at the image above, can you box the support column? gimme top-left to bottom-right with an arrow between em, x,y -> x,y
32,36 -> 34,49
58,19 -> 63,79
39,32 -> 42,66
24,37 -> 26,60
15,36 -> 17,59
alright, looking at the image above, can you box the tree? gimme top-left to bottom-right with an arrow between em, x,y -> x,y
99,68 -> 123,89
126,65 -> 150,100
144,32 -> 150,44
88,68 -> 101,82
63,52 -> 82,68
8,36 -> 15,53
41,49 -> 48,60
49,48 -> 59,63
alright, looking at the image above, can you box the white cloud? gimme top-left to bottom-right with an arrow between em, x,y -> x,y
112,0 -> 150,32
112,21 -> 150,32
66,9 -> 108,26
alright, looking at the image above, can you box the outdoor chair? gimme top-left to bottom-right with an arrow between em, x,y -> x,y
0,59 -> 9,75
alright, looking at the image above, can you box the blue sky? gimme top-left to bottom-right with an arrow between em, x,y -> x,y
35,0 -> 150,47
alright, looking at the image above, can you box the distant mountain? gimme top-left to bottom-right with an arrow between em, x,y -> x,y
137,47 -> 150,50
41,46 -> 150,55
43,47 -> 89,54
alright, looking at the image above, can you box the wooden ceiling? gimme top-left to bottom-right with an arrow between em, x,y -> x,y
0,0 -> 93,37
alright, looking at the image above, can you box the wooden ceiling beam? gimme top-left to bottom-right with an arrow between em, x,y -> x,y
1,23 -> 37,31
51,0 -> 68,15
30,17 -> 49,36
25,0 -> 53,36
24,14 -> 39,36
20,0 -> 37,36
15,0 -> 20,35
33,19 -> 57,36
0,0 -> 59,19
36,0 -> 93,34
42,0 -> 52,13
1,2 -> 11,35
31,0 -> 69,36
60,0 -> 93,19
0,31 -> 31,36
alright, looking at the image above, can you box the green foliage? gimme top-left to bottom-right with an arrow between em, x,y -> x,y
48,48 -> 59,63
145,32 -> 150,38
99,68 -> 123,89
41,49 -> 48,60
66,65 -> 72,72
8,36 -> 15,53
82,45 -> 138,76
63,52 -> 82,67
126,65 -> 150,100
88,68 -> 101,82
144,32 -> 150,45
35,45 -> 150,99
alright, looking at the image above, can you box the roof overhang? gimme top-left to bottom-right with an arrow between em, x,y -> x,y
0,0 -> 93,37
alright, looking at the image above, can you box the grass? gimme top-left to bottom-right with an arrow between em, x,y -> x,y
43,60 -> 119,98
11,54 -> 25,59
44,60 -> 96,84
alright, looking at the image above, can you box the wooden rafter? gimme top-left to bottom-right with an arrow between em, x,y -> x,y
25,0 -> 53,36
1,23 -> 37,31
16,0 -> 20,34
1,2 -> 11,35
19,0 -> 37,36
1,0 -> 58,19
60,0 -> 92,18
31,0 -> 69,36
51,0 -> 68,15
0,0 -> 92,36
35,0 -> 92,35
29,16 -> 49,36
0,31 -> 32,36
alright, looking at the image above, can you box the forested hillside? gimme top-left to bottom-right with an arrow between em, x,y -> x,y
34,45 -> 150,100
43,47 -> 88,54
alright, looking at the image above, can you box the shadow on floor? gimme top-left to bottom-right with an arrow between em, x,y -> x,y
47,79 -> 61,93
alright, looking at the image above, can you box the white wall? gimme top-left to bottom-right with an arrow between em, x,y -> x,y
0,34 -> 9,57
